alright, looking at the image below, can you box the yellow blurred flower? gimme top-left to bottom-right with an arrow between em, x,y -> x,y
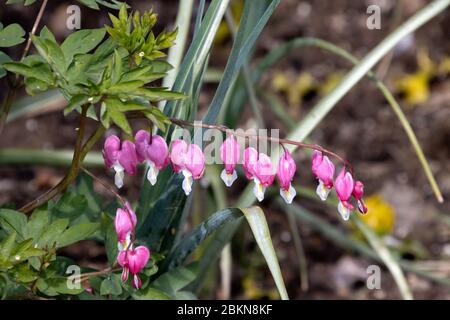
242,276 -> 279,300
394,48 -> 435,106
214,0 -> 244,45
317,71 -> 344,96
359,194 -> 395,236
271,71 -> 315,106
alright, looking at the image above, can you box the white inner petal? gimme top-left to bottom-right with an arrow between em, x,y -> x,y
113,162 -> 125,189
338,201 -> 350,221
280,184 -> 296,204
220,169 -> 237,187
182,169 -> 193,196
146,160 -> 159,186
252,177 -> 266,202
315,180 -> 330,201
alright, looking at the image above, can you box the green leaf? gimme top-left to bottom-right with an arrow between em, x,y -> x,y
0,23 -> 25,47
132,286 -> 171,300
105,98 -> 132,134
77,0 -> 99,10
57,222 -> 100,248
152,263 -> 198,299
132,88 -> 186,101
3,61 -> 54,84
101,213 -> 118,267
0,209 -> 27,239
25,206 -> 49,240
0,51 -> 12,79
241,206 -> 289,300
107,80 -> 145,94
64,94 -> 92,116
37,219 -> 69,248
61,29 -> 106,66
100,274 -> 122,295
0,232 -> 17,260
162,208 -> 243,271
136,174 -> 186,252
51,192 -> 88,224
24,77 -> 50,95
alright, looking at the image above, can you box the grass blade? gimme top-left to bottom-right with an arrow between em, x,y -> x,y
241,206 -> 289,300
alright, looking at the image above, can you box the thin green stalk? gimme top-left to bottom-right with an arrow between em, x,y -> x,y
17,108 -> 105,214
285,209 -> 309,292
0,149 -> 103,167
225,8 -> 264,128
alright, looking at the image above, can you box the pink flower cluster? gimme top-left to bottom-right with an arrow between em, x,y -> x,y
312,151 -> 368,220
103,133 -> 367,221
114,202 -> 150,289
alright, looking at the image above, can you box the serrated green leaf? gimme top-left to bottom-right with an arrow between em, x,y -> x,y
0,23 -> 25,47
57,222 -> 100,248
64,94 -> 91,116
3,61 -> 54,84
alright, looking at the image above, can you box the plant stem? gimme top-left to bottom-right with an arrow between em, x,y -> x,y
18,106 -> 95,214
168,117 -> 353,173
0,0 -> 49,135
80,167 -> 126,206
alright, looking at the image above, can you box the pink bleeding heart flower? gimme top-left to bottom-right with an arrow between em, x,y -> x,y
114,202 -> 137,251
170,139 -> 188,173
243,147 -> 258,180
181,143 -> 205,196
103,136 -> 138,189
252,153 -> 275,202
277,150 -> 297,204
219,136 -> 240,187
103,135 -> 121,168
334,168 -> 355,221
127,246 -> 150,289
134,130 -> 151,163
311,150 -> 335,201
117,250 -> 129,282
134,130 -> 169,186
353,180 -> 368,214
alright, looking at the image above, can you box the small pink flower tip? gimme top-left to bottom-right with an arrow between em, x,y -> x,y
132,274 -> 142,289
118,140 -> 138,175
134,130 -> 151,163
311,150 -> 335,188
277,150 -> 296,190
170,139 -> 188,173
220,136 -> 240,174
127,246 -> 151,275
243,147 -> 258,180
352,181 -> 368,214
147,135 -> 170,170
335,168 -> 355,203
254,153 -> 275,187
103,135 -> 121,168
114,204 -> 136,242
185,143 -> 205,179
